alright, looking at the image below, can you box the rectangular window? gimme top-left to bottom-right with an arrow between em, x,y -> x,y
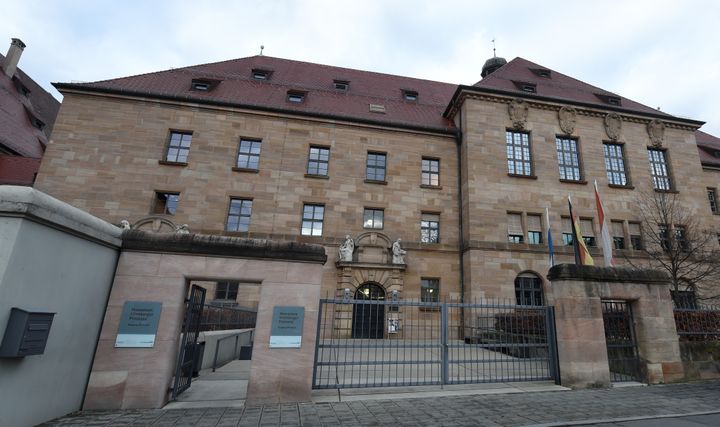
153,192 -> 179,215
307,146 -> 330,176
556,137 -> 581,181
603,143 -> 628,186
366,152 -> 386,181
226,198 -> 252,232
611,220 -> 625,249
165,131 -> 192,163
301,204 -> 324,236
562,217 -> 573,246
629,222 -> 643,250
527,214 -> 542,245
420,278 -> 440,302
421,158 -> 440,186
648,148 -> 671,190
506,131 -> 533,176
421,213 -> 440,243
659,224 -> 670,251
363,208 -> 384,229
287,91 -> 305,103
675,225 -> 689,251
507,213 -> 524,244
421,278 -> 439,302
237,139 -> 261,170
671,290 -> 698,309
708,188 -> 718,214
580,218 -> 595,246
215,281 -> 239,301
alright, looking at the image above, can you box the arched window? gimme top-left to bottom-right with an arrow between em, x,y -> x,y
514,273 -> 544,306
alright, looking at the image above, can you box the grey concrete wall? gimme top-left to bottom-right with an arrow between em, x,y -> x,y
0,186 -> 121,427
198,329 -> 254,370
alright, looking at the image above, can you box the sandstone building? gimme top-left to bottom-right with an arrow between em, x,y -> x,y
35,54 -> 717,311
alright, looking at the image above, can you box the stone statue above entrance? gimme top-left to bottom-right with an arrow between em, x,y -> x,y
336,232 -> 407,265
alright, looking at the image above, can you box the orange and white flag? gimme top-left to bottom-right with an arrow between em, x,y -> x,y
594,180 -> 614,266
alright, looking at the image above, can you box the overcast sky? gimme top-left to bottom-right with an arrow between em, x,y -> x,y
4,0 -> 720,134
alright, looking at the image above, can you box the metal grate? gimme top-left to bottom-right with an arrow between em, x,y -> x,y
171,285 -> 206,399
312,298 -> 558,389
602,300 -> 642,382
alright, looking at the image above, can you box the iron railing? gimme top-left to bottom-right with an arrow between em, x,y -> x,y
674,302 -> 720,341
312,298 -> 558,389
200,304 -> 257,331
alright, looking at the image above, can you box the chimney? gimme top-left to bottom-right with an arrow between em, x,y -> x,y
3,38 -> 26,78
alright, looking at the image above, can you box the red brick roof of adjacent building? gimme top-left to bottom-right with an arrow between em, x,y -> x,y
0,52 -> 60,158
0,155 -> 40,185
696,130 -> 720,168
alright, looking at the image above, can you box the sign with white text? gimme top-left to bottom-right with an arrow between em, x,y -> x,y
269,306 -> 304,348
115,301 -> 162,348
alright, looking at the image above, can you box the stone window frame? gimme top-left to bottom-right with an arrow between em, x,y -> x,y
152,191 -> 180,215
306,145 -> 330,178
363,207 -> 384,230
421,278 -> 440,303
514,273 -> 545,306
611,220 -> 626,250
226,197 -> 253,232
301,203 -> 325,237
421,157 -> 440,187
603,142 -> 633,188
234,138 -> 262,172
506,130 -> 536,178
555,136 -> 585,183
365,151 -> 387,183
420,211 -> 440,244
507,212 -> 524,244
508,211 -> 544,245
707,187 -> 718,214
160,130 -> 193,166
648,147 -> 675,192
561,216 -> 596,247
629,221 -> 643,250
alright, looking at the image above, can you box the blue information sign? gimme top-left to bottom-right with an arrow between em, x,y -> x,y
115,301 -> 163,348
269,306 -> 305,348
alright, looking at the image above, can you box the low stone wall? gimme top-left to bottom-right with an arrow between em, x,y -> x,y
679,341 -> 720,380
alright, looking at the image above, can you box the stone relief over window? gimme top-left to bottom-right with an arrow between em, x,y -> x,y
647,119 -> 665,148
558,106 -> 577,134
604,113 -> 622,141
508,98 -> 529,130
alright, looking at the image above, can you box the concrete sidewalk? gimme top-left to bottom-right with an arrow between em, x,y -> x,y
41,380 -> 720,426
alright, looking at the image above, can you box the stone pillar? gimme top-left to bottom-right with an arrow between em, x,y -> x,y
547,264 -> 683,388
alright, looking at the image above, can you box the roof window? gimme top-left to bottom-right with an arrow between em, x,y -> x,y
595,93 -> 622,106
530,68 -> 552,78
252,68 -> 272,80
333,80 -> 349,91
369,104 -> 386,114
287,90 -> 306,103
402,90 -> 418,102
512,81 -> 537,93
190,78 -> 219,92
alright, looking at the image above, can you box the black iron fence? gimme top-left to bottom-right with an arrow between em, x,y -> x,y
200,304 -> 257,331
674,302 -> 720,341
312,298 -> 558,389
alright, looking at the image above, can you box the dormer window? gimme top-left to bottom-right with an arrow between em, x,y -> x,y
595,93 -> 622,106
190,79 -> 219,92
30,115 -> 45,130
333,80 -> 349,91
512,81 -> 537,93
403,90 -> 418,102
251,68 -> 271,80
287,91 -> 306,103
530,68 -> 552,78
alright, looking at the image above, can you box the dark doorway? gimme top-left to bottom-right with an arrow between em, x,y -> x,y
352,283 -> 385,339
602,300 -> 642,382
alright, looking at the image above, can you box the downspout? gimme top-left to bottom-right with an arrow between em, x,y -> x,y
455,108 -> 465,303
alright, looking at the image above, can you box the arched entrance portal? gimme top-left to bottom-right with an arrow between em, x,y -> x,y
352,283 -> 385,339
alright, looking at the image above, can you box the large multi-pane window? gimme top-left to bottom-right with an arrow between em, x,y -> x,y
515,274 -> 544,306
301,204 -> 324,236
421,158 -> 440,186
165,131 -> 192,163
366,152 -> 386,181
363,208 -> 384,229
556,137 -> 581,181
237,139 -> 262,170
421,213 -> 440,243
421,278 -> 439,302
506,131 -> 532,176
603,143 -> 628,186
611,221 -> 625,249
307,146 -> 330,176
507,213 -> 524,243
527,214 -> 542,245
648,148 -> 671,190
226,198 -> 252,232
153,192 -> 179,215
708,188 -> 718,214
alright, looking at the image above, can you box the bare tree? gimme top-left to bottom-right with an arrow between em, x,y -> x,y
628,190 -> 720,305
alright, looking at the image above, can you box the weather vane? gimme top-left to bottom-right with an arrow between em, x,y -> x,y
260,45 -> 264,56
492,38 -> 496,57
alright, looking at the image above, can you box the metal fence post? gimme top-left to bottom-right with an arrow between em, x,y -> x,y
441,302 -> 449,385
545,306 -> 561,385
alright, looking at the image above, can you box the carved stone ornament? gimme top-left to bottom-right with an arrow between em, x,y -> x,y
508,98 -> 529,130
647,119 -> 666,147
604,113 -> 622,141
558,106 -> 577,134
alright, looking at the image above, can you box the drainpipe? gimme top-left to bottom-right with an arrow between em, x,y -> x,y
455,108 -> 465,304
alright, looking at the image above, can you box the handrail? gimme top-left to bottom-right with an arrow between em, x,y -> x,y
211,329 -> 254,372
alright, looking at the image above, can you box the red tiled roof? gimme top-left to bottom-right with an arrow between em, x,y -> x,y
55,55 -> 458,133
473,57 -> 680,118
696,130 -> 720,168
0,52 -> 60,157
0,155 -> 40,185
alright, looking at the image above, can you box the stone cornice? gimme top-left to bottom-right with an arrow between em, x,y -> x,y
547,263 -> 670,283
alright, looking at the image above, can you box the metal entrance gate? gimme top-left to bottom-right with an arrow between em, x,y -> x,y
171,285 -> 206,399
312,298 -> 559,389
601,300 -> 642,382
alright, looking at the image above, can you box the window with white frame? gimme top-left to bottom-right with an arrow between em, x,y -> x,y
556,137 -> 581,181
421,213 -> 440,243
603,143 -> 628,186
648,148 -> 671,190
506,131 -> 533,176
301,204 -> 324,236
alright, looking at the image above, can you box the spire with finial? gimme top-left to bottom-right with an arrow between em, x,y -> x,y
492,38 -> 496,58
481,38 -> 507,78
260,45 -> 264,56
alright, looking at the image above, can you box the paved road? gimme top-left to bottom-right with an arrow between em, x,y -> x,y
42,380 -> 720,426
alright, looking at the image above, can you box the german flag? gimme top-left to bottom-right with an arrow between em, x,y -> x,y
568,196 -> 594,266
